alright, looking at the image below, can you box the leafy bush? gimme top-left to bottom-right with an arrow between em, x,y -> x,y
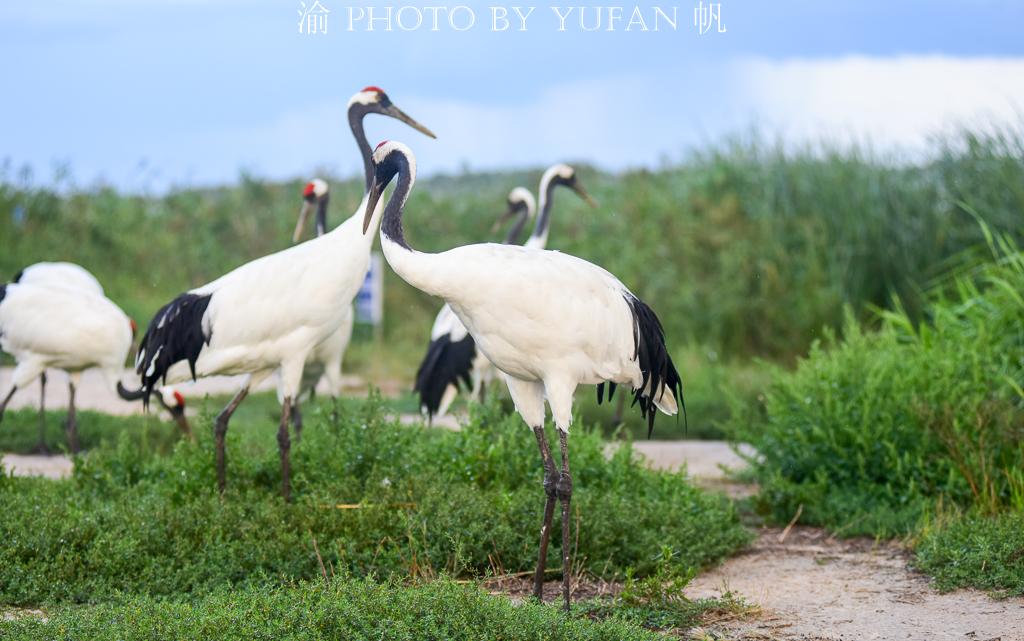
0,395 -> 749,606
915,510 -> 1024,596
735,230 -> 1024,537
0,579 -> 664,641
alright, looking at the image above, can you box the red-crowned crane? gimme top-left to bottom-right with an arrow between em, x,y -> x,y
414,167 -> 597,419
286,178 -> 354,436
7,262 -> 189,448
0,282 -> 136,453
363,142 -> 684,610
130,89 -> 435,500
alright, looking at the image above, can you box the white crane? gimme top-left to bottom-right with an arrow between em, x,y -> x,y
7,262 -> 189,448
0,282 -> 136,453
130,88 -> 435,500
286,178 -> 354,436
414,168 -> 596,419
363,142 -> 684,610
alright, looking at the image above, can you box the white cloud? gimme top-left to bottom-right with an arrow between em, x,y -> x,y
734,55 -> 1024,151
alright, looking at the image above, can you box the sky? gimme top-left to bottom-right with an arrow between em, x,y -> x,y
1,0 -> 1023,192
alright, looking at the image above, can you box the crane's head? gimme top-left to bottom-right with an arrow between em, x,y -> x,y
160,387 -> 186,413
294,178 -> 330,242
348,86 -> 437,140
363,140 -> 416,234
491,186 -> 537,233
543,164 -> 598,208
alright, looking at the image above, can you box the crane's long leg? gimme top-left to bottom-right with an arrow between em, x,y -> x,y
291,400 -> 303,442
532,425 -> 557,601
278,397 -> 293,501
214,385 -> 249,493
556,429 -> 573,612
36,373 -> 49,454
65,378 -> 80,454
0,385 -> 16,422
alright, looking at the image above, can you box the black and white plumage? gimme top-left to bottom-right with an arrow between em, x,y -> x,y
414,187 -> 535,418
4,262 -> 188,450
363,142 -> 684,610
131,88 -> 434,500
414,168 -> 597,419
0,281 -> 134,453
285,178 -> 354,436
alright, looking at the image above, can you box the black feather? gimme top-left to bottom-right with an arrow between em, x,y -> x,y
414,333 -> 476,419
12,269 -> 24,283
0,283 -> 7,305
623,293 -> 685,438
135,292 -> 212,406
596,382 -> 605,404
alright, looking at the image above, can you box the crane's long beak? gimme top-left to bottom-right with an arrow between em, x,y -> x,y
293,201 -> 313,243
573,182 -> 599,208
385,104 -> 437,139
490,204 -> 518,233
363,176 -> 384,234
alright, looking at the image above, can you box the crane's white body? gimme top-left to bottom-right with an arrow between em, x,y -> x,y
0,283 -> 132,393
150,196 -> 380,399
16,261 -> 104,295
387,242 -> 677,429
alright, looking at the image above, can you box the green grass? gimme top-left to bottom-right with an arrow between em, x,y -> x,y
915,510 -> 1024,597
733,227 -> 1024,593
0,579 -> 667,641
0,393 -> 750,607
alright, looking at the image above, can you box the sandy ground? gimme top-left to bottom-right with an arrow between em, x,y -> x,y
3,370 -> 1021,640
688,526 -> 1024,641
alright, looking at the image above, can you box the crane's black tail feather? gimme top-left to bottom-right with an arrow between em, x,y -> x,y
620,293 -> 685,438
116,382 -> 146,402
135,292 -> 212,406
414,334 -> 476,419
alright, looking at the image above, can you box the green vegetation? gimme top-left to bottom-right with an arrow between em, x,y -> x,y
0,579 -> 666,641
0,394 -> 749,606
735,228 -> 1024,592
916,510 -> 1024,597
3,128 -> 1023,437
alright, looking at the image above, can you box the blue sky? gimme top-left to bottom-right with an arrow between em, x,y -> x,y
2,1 -> 1023,191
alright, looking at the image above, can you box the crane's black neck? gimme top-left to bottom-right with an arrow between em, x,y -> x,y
503,206 -> 530,244
531,175 -> 563,243
315,195 -> 329,237
348,104 -> 374,191
380,153 -> 414,251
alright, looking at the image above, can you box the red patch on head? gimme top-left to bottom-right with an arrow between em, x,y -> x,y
173,390 -> 185,407
303,182 -> 316,197
129,319 -> 138,335
361,85 -> 384,94
375,140 -> 389,152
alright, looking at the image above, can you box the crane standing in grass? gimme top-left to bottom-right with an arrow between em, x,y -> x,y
0,282 -> 136,453
364,141 -> 684,610
286,178 -> 354,437
414,166 -> 597,419
4,262 -> 189,449
129,89 -> 435,500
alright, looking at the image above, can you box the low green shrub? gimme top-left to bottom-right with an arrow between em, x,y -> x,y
915,510 -> 1024,596
0,395 -> 750,606
735,231 -> 1024,538
0,579 -> 664,641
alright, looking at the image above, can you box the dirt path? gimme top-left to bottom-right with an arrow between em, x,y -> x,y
688,526 -> 1024,641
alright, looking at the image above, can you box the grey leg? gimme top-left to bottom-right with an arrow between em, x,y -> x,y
532,425 -> 558,601
65,381 -> 80,454
556,429 -> 574,612
214,386 -> 250,493
36,373 -> 49,454
0,386 -> 16,422
291,400 -> 303,442
278,397 -> 293,501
